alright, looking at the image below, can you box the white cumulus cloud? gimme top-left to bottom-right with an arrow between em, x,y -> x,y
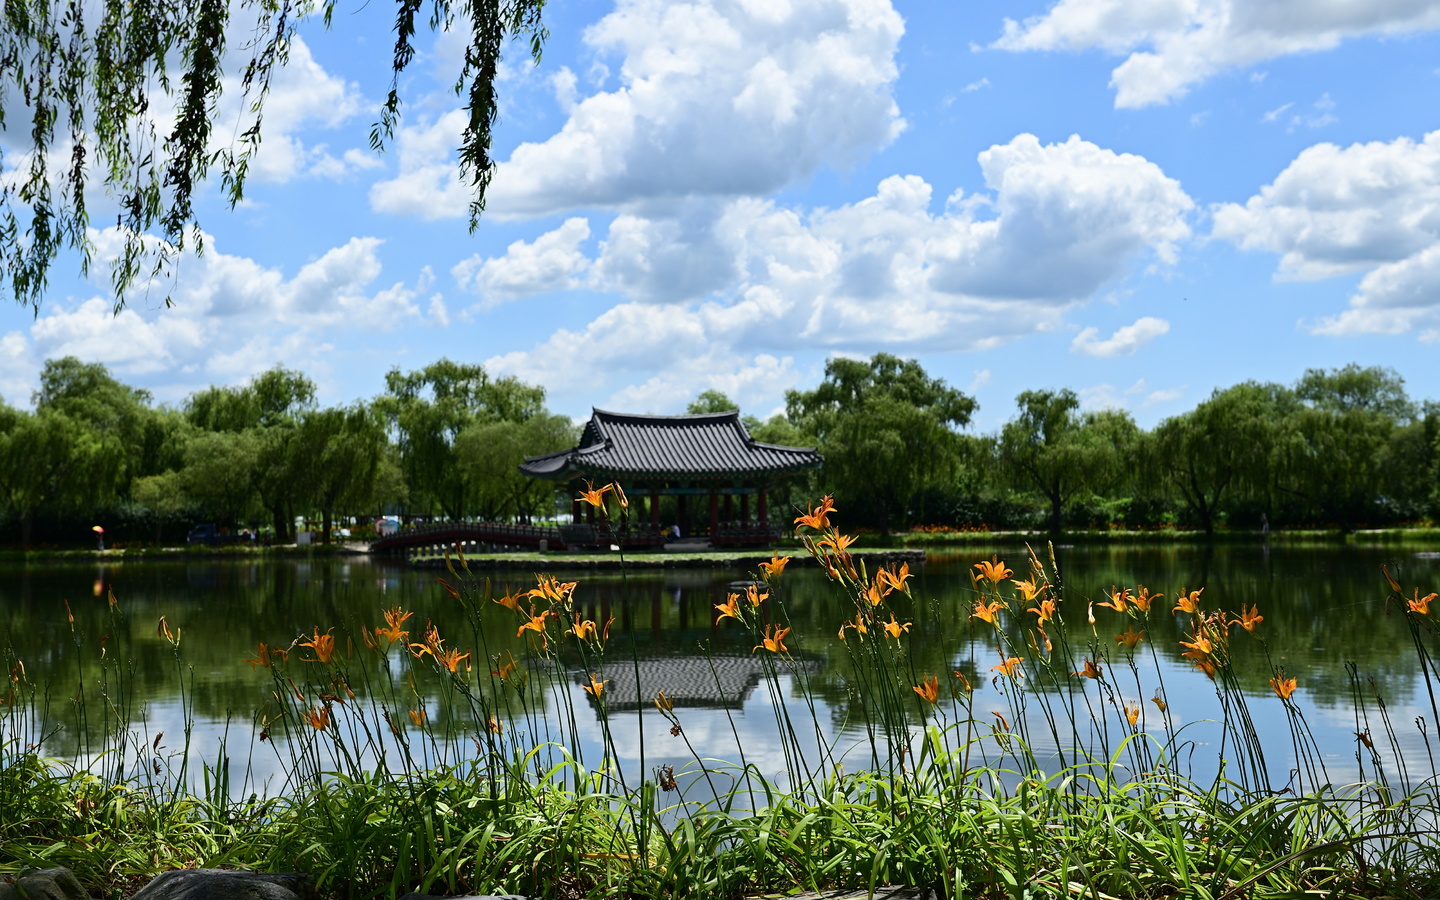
488,133 -> 1194,405
993,0 -> 1440,108
452,218 -> 593,306
1071,316 -> 1170,356
482,0 -> 906,217
1212,131 -> 1440,338
20,228 -> 426,399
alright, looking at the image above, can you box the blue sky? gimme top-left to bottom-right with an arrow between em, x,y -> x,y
5,0 -> 1440,431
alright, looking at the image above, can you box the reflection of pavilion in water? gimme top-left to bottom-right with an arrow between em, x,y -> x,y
562,571 -> 825,712
571,652 -> 823,711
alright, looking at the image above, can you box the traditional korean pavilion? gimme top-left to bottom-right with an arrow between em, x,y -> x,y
519,409 -> 823,546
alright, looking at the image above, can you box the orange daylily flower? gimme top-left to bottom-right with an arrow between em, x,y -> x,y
863,578 -> 890,607
816,531 -> 858,553
992,711 -> 1012,732
794,496 -> 836,531
654,689 -> 675,713
879,562 -> 912,594
1114,628 -> 1145,650
409,621 -> 443,658
1098,586 -> 1130,614
567,614 -> 600,641
759,555 -> 792,578
974,557 -> 1012,584
1191,656 -> 1218,680
953,670 -> 973,694
517,607 -> 550,639
972,600 -> 1004,627
583,673 -> 607,698
745,583 -> 769,607
578,481 -> 613,508
1173,588 -> 1204,616
304,706 -> 331,730
715,595 -> 742,624
1409,589 -> 1436,616
301,627 -> 336,664
1073,659 -> 1103,680
375,606 -> 414,645
882,614 -> 911,640
1151,689 -> 1168,713
408,708 -> 427,726
1232,604 -> 1264,633
1124,702 -> 1141,727
529,574 -> 578,605
837,611 -> 869,640
494,589 -> 525,613
488,715 -> 503,734
913,674 -> 940,705
1027,598 -> 1056,625
1179,632 -> 1214,658
992,656 -> 1024,680
436,647 -> 471,674
158,616 -> 180,646
244,642 -> 273,670
754,624 -> 792,654
1132,586 -> 1161,614
1014,577 -> 1046,603
1270,669 -> 1298,700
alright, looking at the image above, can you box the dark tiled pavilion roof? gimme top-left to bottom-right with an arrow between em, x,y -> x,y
520,409 -> 822,482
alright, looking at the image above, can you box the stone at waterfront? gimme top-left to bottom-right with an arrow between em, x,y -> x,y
130,870 -> 317,900
0,867 -> 89,900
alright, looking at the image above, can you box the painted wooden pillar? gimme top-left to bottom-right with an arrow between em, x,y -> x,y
723,493 -> 733,522
650,484 -> 661,531
708,487 -> 719,537
758,487 -> 768,532
571,495 -> 582,523
740,493 -> 750,530
586,502 -> 595,526
677,495 -> 687,535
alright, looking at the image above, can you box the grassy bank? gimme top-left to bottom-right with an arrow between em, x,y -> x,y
3,499 -> 1439,899
0,544 -> 371,564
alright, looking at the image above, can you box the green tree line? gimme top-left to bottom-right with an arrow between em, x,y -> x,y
763,355 -> 1440,535
3,354 -> 1435,546
0,358 -> 577,547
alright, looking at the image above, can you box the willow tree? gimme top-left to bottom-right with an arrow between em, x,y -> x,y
786,354 -> 976,533
1149,382 -> 1289,534
0,0 -> 546,311
999,389 -> 1138,534
379,359 -> 546,521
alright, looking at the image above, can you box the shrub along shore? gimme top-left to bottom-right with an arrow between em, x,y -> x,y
4,497 -> 1440,899
7,523 -> 1440,566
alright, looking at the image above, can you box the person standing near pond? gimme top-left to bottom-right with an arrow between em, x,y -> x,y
92,525 -> 104,551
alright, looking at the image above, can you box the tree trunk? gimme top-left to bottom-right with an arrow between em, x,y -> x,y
21,511 -> 33,546
1048,495 -> 1063,534
322,507 -> 333,544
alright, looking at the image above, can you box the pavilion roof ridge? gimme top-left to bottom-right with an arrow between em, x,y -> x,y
519,407 -> 821,482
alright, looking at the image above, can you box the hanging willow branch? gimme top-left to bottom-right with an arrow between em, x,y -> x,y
0,0 -> 546,312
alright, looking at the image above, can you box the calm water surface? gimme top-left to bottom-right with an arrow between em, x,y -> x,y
3,543 -> 1438,794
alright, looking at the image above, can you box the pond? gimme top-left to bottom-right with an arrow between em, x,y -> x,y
3,541 -> 1437,797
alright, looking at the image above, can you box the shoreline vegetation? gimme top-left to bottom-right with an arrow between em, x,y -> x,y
4,524 -> 1440,566
4,492 -> 1440,899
